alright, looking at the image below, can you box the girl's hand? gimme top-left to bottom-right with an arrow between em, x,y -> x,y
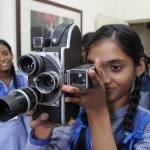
26,110 -> 75,129
62,59 -> 107,114
25,110 -> 75,140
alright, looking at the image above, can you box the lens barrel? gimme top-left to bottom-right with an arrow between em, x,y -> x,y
0,87 -> 42,122
35,71 -> 60,94
18,54 -> 43,75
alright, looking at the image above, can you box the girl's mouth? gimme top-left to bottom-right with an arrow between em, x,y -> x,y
0,62 -> 8,67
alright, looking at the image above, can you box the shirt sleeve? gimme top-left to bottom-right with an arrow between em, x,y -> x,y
134,123 -> 150,149
16,72 -> 28,87
26,125 -> 75,150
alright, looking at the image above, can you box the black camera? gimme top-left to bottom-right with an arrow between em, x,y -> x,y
0,23 -> 93,124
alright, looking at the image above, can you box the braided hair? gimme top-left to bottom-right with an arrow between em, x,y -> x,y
0,39 -> 18,89
72,24 -> 146,150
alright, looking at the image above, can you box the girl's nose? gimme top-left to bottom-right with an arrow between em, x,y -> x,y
0,55 -> 5,61
105,77 -> 111,83
103,72 -> 111,84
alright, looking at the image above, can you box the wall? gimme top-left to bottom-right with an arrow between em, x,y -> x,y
1,0 -> 150,65
0,0 -> 17,65
48,0 -> 120,34
0,0 -> 120,66
96,13 -> 129,30
122,0 -> 150,23
130,23 -> 150,56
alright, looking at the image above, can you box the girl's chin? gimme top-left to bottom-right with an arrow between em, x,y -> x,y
0,67 -> 10,72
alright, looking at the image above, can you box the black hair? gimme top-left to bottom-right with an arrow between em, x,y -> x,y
72,24 -> 146,150
0,39 -> 18,89
82,32 -> 94,51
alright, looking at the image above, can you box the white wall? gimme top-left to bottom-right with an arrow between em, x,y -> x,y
48,0 -> 120,34
0,0 -> 120,66
121,0 -> 150,23
130,23 -> 150,56
96,13 -> 129,30
1,0 -> 150,65
0,0 -> 17,66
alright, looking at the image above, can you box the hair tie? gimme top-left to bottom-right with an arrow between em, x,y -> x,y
122,131 -> 145,145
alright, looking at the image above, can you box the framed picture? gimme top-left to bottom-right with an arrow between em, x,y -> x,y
16,0 -> 82,58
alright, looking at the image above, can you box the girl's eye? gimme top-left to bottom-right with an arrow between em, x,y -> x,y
3,52 -> 9,56
111,65 -> 121,71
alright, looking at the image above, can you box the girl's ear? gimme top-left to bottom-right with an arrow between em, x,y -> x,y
136,57 -> 145,77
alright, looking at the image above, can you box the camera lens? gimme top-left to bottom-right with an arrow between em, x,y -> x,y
21,57 -> 34,73
26,59 -> 34,71
35,71 -> 60,94
70,73 -> 86,86
0,87 -> 42,122
18,54 -> 43,75
0,102 -> 11,117
78,74 -> 86,85
44,77 -> 53,87
71,74 -> 78,84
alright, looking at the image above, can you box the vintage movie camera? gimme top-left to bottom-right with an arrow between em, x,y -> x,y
0,23 -> 94,124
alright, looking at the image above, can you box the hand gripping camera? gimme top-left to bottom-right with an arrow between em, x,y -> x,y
0,23 -> 83,125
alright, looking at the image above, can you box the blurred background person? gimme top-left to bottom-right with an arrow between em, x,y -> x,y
139,55 -> 150,110
0,39 -> 31,150
81,32 -> 94,64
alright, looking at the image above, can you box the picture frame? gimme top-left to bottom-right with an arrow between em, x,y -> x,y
16,0 -> 82,58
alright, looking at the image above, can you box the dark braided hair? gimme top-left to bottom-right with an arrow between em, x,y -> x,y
73,24 -> 146,150
0,39 -> 18,89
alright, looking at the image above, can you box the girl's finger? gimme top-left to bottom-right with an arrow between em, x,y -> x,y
88,69 -> 101,88
29,113 -> 49,129
62,85 -> 84,97
94,59 -> 105,83
65,96 -> 82,106
25,109 -> 35,116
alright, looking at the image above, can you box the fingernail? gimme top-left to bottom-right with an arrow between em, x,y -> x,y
68,121 -> 73,125
41,114 -> 49,121
71,90 -> 74,93
27,111 -> 32,115
89,71 -> 95,77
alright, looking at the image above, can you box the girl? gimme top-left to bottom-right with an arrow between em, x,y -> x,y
26,24 -> 150,150
0,40 -> 31,150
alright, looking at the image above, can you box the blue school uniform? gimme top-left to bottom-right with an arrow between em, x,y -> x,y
26,105 -> 150,150
139,72 -> 150,110
68,107 -> 150,150
0,72 -> 31,150
114,107 -> 150,150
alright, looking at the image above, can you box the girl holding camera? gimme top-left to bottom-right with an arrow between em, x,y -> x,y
26,24 -> 150,150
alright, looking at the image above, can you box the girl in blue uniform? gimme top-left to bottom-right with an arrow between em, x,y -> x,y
0,39 -> 31,150
26,24 -> 150,150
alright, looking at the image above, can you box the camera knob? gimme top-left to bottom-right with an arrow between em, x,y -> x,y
52,38 -> 57,44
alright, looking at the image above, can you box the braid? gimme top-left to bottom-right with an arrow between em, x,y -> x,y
117,76 -> 142,150
11,63 -> 18,89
